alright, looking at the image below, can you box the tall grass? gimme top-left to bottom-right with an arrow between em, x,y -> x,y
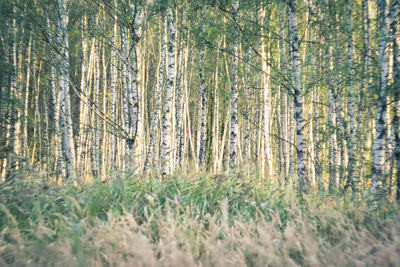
0,170 -> 399,266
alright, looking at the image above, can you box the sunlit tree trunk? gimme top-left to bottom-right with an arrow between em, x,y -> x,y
288,0 -> 310,192
176,36 -> 186,169
229,0 -> 239,171
393,29 -> 400,201
32,57 -> 42,169
389,0 -> 399,200
357,0 -> 370,188
306,0 -> 317,188
77,15 -> 88,173
372,0 -> 390,194
213,42 -> 221,172
345,0 -> 357,193
43,91 -> 50,178
260,7 -> 273,180
126,4 -> 142,165
198,8 -> 207,168
90,35 -> 100,178
285,6 -> 295,186
121,25 -> 130,164
161,7 -> 175,178
23,36 -> 32,165
101,35 -> 108,176
57,0 -> 76,179
47,17 -> 66,180
110,0 -> 118,166
243,45 -> 251,162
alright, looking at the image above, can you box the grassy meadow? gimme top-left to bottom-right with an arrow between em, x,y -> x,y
1,169 -> 399,266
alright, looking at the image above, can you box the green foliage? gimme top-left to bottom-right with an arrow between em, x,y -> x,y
0,170 -> 399,265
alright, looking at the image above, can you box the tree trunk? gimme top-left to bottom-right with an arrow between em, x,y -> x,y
126,4 -> 141,164
345,0 -> 357,193
372,0 -> 390,194
243,45 -> 251,162
23,36 -> 32,165
198,8 -> 207,168
288,0 -> 310,192
213,41 -> 221,172
176,36 -> 186,169
161,7 -> 175,178
57,0 -> 76,179
90,35 -> 100,178
48,17 -> 66,180
260,7 -> 273,180
229,0 -> 239,171
389,0 -> 399,200
110,0 -> 118,165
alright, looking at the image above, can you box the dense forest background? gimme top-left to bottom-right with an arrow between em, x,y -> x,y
1,0 -> 399,196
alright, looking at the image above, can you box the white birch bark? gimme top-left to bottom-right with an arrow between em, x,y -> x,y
229,0 -> 239,171
357,0 -> 370,184
288,0 -> 310,192
243,45 -> 251,162
110,0 -> 118,165
213,42 -> 221,172
198,11 -> 207,168
33,57 -> 42,168
306,0 -> 317,187
285,6 -> 295,185
176,38 -> 186,168
126,4 -> 142,160
121,25 -> 130,157
345,0 -> 357,192
23,36 -> 32,164
260,8 -> 273,180
57,0 -> 76,179
77,15 -> 88,171
372,0 -> 390,193
161,7 -> 175,178
47,17 -> 66,180
90,35 -> 100,178
390,1 -> 400,201
43,91 -> 50,177
101,39 -> 107,176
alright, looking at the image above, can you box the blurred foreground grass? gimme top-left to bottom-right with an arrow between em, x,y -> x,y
0,170 -> 399,266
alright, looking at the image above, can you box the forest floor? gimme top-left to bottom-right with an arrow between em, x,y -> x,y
0,169 -> 399,266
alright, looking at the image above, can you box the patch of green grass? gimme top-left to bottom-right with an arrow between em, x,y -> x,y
0,170 -> 399,266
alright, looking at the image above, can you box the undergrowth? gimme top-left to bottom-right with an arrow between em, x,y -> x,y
0,170 -> 399,266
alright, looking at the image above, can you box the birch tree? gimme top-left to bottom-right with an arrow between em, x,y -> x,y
288,0 -> 310,192
57,0 -> 76,179
372,0 -> 390,194
344,0 -> 357,193
198,8 -> 207,168
229,0 -> 239,171
161,7 -> 175,178
176,37 -> 186,168
109,0 -> 118,165
389,0 -> 399,200
260,6 -> 273,180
